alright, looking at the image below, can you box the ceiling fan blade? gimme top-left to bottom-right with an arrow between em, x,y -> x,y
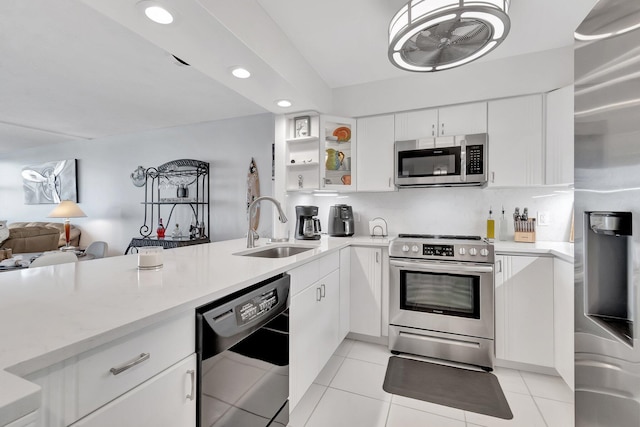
432,19 -> 459,38
414,32 -> 442,50
438,42 -> 487,63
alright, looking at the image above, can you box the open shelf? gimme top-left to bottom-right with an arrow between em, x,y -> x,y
286,136 -> 319,144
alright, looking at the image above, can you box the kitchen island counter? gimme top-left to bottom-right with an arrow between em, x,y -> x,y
0,237 -> 351,425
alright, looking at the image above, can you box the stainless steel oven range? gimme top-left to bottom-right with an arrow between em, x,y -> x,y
389,234 -> 495,370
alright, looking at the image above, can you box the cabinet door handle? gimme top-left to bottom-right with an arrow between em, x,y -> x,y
110,352 -> 150,375
496,260 -> 502,273
431,124 -> 435,137
316,286 -> 322,301
186,369 -> 195,401
441,122 -> 444,136
320,283 -> 326,298
388,177 -> 392,188
491,171 -> 495,183
376,252 -> 380,263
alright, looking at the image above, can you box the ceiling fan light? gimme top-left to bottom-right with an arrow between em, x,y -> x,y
461,11 -> 505,39
389,5 -> 409,38
388,0 -> 510,72
392,14 -> 457,51
392,52 -> 434,72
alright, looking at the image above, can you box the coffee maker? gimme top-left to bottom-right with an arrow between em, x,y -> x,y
328,204 -> 355,237
295,205 -> 321,240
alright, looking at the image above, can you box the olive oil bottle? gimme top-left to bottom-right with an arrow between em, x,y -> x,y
486,208 -> 495,241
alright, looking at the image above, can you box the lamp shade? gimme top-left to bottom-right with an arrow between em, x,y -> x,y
47,200 -> 87,218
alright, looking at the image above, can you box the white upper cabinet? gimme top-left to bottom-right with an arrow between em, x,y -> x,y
545,85 -> 574,186
488,94 -> 544,187
437,102 -> 487,136
394,108 -> 438,140
394,102 -> 487,140
356,115 -> 396,192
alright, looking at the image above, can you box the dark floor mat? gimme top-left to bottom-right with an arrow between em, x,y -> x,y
383,356 -> 513,420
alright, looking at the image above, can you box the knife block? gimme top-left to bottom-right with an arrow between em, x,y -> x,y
514,219 -> 536,242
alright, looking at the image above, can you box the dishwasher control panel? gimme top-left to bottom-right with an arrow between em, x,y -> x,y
236,289 -> 279,325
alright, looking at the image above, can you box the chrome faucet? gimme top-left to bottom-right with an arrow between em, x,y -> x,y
247,196 -> 288,248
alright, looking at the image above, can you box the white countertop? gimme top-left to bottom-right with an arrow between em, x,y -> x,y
0,237 -> 367,424
494,240 -> 574,263
0,234 -> 564,424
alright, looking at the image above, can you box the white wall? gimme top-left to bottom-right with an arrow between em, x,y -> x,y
332,46 -> 574,118
0,113 -> 275,254
286,187 -> 573,242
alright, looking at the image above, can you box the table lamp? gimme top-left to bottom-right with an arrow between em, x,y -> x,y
47,200 -> 87,249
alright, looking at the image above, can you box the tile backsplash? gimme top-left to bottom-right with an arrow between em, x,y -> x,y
284,186 -> 573,242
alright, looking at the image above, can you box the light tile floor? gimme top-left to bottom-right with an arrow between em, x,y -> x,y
289,339 -> 574,427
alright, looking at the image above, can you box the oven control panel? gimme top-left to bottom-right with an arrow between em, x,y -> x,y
236,289 -> 279,325
423,244 -> 454,257
389,239 -> 494,263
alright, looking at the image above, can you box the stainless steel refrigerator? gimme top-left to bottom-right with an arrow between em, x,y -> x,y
575,1 -> 640,425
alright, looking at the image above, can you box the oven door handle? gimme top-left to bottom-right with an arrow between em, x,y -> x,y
390,259 -> 494,274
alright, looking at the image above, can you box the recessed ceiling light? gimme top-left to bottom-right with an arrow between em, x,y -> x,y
145,5 -> 174,24
231,67 -> 251,79
276,99 -> 292,108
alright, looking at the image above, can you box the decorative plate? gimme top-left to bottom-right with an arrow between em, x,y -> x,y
333,126 -> 351,142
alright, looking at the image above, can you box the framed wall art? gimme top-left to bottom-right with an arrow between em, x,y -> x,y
294,116 -> 310,138
22,159 -> 78,204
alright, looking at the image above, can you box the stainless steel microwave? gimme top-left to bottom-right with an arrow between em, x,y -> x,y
394,133 -> 488,187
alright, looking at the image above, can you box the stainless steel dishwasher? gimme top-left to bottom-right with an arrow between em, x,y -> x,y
196,273 -> 290,427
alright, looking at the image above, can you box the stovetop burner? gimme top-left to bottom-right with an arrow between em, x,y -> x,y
397,234 -> 483,240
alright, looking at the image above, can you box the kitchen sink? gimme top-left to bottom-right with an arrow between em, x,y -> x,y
234,245 -> 315,258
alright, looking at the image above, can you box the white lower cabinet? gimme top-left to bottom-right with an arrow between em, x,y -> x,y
554,257 -> 574,388
69,355 -> 196,426
350,246 -> 383,337
495,255 -> 554,368
339,247 -> 351,340
5,412 -> 38,427
24,312 -> 195,427
289,267 -> 341,410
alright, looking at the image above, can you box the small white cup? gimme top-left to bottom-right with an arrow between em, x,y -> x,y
138,247 -> 163,270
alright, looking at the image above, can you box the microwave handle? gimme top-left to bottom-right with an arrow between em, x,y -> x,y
390,259 -> 494,274
460,139 -> 466,182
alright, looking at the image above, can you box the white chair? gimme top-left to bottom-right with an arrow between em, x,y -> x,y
29,252 -> 78,268
85,241 -> 108,259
